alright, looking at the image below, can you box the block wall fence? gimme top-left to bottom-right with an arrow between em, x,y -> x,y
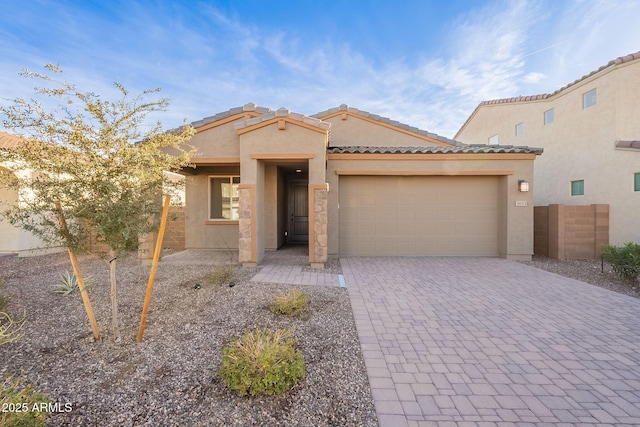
534,204 -> 609,260
84,207 -> 186,258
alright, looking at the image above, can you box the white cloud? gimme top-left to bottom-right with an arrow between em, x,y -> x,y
523,72 -> 546,84
2,0 -> 639,140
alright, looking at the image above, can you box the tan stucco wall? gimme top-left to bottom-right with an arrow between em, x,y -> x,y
326,155 -> 536,260
184,174 -> 239,249
189,119 -> 243,159
325,115 -> 443,147
456,60 -> 640,245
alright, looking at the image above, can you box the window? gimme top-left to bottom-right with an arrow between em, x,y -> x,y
635,173 -> 640,192
571,180 -> 584,196
544,108 -> 554,125
209,176 -> 240,220
515,122 -> 524,137
488,134 -> 499,145
583,88 -> 597,109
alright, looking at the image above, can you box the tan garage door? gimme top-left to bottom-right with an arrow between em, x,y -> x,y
339,175 -> 499,256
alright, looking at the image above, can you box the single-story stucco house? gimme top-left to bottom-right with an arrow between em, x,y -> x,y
179,103 -> 542,267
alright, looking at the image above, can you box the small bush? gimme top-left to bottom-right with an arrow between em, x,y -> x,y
0,376 -> 49,427
52,271 -> 84,296
270,289 -> 310,316
0,312 -> 26,346
602,242 -> 640,281
219,327 -> 305,396
0,275 -> 8,311
206,264 -> 237,285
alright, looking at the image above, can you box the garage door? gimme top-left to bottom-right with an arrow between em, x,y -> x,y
339,175 -> 499,256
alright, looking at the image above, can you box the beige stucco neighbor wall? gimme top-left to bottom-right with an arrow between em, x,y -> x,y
326,154 -> 537,260
456,59 -> 640,246
534,204 -> 609,259
0,166 -> 62,256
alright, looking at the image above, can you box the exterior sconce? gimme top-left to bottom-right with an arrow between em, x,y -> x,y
518,180 -> 530,192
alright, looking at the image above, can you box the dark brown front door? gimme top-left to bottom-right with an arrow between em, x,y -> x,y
288,180 -> 308,243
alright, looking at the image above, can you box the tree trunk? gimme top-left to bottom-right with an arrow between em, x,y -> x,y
109,251 -> 122,343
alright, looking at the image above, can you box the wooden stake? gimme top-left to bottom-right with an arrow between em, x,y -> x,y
54,201 -> 101,341
137,195 -> 171,342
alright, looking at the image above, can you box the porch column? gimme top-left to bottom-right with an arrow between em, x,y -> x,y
238,184 -> 256,264
309,183 -> 329,268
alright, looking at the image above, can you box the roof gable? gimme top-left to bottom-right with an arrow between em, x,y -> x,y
234,107 -> 331,135
191,103 -> 272,132
314,104 -> 460,147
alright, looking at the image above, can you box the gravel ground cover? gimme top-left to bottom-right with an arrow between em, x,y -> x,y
521,255 -> 640,299
0,252 -> 377,426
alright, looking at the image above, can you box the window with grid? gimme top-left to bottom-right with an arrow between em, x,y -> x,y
571,180 -> 584,196
209,176 -> 240,220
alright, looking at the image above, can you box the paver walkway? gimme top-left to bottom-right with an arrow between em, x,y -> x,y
341,257 -> 640,426
250,245 -> 341,287
161,247 -> 341,286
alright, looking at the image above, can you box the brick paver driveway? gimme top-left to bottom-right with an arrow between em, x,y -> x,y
341,257 -> 640,426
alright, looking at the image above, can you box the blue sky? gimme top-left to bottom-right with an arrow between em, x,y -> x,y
1,0 -> 639,138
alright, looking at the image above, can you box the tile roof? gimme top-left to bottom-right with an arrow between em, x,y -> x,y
478,51 -> 640,107
0,131 -> 23,150
313,104 -> 462,146
190,103 -> 272,128
234,107 -> 331,131
614,140 -> 640,150
327,144 -> 543,155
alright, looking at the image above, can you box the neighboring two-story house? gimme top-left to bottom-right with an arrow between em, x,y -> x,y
455,51 -> 640,247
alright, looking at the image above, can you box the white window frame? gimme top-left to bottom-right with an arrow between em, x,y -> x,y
544,108 -> 554,125
487,134 -> 499,145
583,88 -> 597,109
208,175 -> 240,221
515,122 -> 524,137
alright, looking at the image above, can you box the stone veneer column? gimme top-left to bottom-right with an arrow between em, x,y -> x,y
238,185 -> 254,264
311,185 -> 328,267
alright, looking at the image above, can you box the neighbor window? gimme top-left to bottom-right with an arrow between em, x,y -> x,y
583,88 -> 597,109
544,108 -> 554,125
571,180 -> 584,196
515,122 -> 524,137
209,176 -> 240,220
635,173 -> 640,192
488,134 -> 499,145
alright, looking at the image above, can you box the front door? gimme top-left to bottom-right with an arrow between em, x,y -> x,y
288,180 -> 308,243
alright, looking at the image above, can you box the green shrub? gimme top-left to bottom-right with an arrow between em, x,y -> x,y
206,264 -> 237,285
219,327 -> 305,396
270,289 -> 310,316
602,242 -> 640,281
0,312 -> 25,346
0,376 -> 49,427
